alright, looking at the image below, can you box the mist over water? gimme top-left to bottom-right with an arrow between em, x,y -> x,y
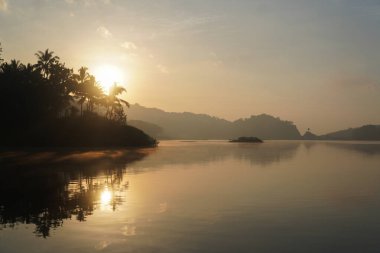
1,141 -> 380,253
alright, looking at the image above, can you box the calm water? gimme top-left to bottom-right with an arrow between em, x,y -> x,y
1,141 -> 380,253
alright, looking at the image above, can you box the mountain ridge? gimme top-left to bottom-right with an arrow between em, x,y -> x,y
127,104 -> 380,141
318,125 -> 380,140
127,104 -> 301,140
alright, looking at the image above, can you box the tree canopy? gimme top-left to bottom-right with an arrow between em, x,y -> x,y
0,48 -> 156,147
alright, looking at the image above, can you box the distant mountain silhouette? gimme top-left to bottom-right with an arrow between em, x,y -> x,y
128,120 -> 163,138
320,125 -> 380,140
127,104 -> 302,140
232,114 -> 301,140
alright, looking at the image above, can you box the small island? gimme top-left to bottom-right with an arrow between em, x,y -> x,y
229,137 -> 263,143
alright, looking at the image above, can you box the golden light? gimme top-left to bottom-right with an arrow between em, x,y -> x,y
93,65 -> 126,93
100,188 -> 112,205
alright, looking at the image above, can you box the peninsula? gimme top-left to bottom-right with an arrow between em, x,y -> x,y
0,49 -> 157,148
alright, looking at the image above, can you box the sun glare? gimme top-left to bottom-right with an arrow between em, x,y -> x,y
94,65 -> 125,93
100,188 -> 112,205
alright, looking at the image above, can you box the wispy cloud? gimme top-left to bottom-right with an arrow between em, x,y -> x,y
97,26 -> 112,39
333,76 -> 380,90
157,64 -> 169,74
164,15 -> 218,33
0,0 -> 8,11
121,41 -> 137,50
65,0 -> 111,6
208,52 -> 223,67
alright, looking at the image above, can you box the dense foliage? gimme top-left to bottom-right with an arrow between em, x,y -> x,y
0,47 -> 157,147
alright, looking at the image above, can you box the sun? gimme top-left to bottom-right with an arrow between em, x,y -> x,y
93,65 -> 125,93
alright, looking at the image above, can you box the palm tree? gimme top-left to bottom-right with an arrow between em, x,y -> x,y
47,63 -> 78,117
1,59 -> 25,74
73,68 -> 104,116
73,67 -> 91,117
9,59 -> 22,69
35,49 -> 60,79
0,42 -> 3,64
76,67 -> 89,85
84,75 -> 104,113
105,83 -> 129,123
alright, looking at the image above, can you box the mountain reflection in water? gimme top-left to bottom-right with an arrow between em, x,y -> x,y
0,142 -> 301,238
1,140 -> 379,243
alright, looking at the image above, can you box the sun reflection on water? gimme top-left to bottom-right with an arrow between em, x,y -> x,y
100,187 -> 112,210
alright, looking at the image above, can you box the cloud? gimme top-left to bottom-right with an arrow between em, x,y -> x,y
121,41 -> 137,50
97,26 -> 112,39
157,64 -> 169,74
208,52 -> 223,67
332,76 -> 380,90
65,0 -> 111,6
0,0 -> 8,11
166,15 -> 218,33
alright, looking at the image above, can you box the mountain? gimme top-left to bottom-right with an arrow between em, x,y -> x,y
127,120 -> 163,139
126,104 -> 302,140
320,125 -> 380,140
126,104 -> 380,140
127,104 -> 233,139
232,114 -> 301,140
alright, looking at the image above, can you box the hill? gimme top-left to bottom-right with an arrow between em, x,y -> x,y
127,120 -> 163,139
232,114 -> 301,140
320,125 -> 380,140
127,104 -> 302,140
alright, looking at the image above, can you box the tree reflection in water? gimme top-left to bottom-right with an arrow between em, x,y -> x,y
0,149 -> 148,238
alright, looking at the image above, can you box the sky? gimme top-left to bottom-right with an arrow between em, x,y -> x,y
1,0 -> 380,134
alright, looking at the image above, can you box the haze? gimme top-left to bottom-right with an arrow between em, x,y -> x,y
1,0 -> 379,134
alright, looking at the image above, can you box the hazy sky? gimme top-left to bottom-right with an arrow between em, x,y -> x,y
1,0 -> 380,134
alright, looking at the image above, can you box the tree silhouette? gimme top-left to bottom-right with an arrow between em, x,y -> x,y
2,59 -> 24,73
84,75 -> 103,113
72,67 -> 105,116
74,67 -> 91,116
0,42 -> 3,63
105,83 -> 130,124
35,49 -> 60,79
0,48 -> 157,147
76,66 -> 90,84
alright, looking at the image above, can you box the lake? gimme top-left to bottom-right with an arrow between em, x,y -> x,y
1,140 -> 380,253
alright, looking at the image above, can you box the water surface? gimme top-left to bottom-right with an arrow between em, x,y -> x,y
1,141 -> 380,253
